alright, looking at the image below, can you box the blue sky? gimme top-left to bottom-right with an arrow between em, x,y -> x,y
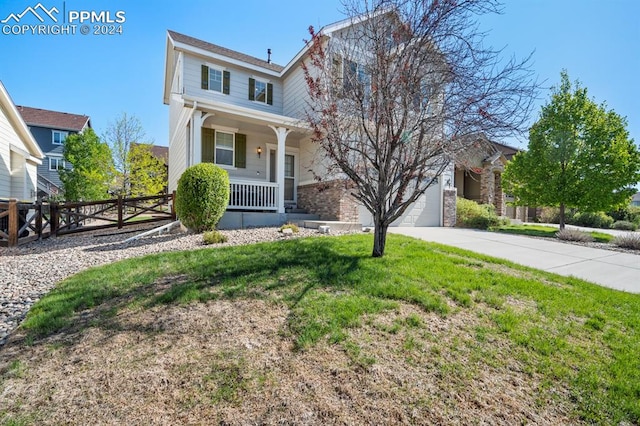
1,0 -> 638,150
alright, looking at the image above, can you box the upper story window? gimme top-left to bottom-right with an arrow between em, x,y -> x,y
201,64 -> 230,94
248,78 -> 273,105
49,156 -> 65,171
52,130 -> 68,145
343,60 -> 371,95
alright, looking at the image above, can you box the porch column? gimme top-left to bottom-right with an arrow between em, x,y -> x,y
269,125 -> 291,213
192,110 -> 204,164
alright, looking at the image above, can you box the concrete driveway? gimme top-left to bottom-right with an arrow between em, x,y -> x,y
389,227 -> 640,294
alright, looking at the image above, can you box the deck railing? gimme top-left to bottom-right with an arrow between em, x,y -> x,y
228,179 -> 278,211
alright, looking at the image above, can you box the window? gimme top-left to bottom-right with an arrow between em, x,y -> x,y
209,68 -> 222,92
248,78 -> 273,105
254,80 -> 266,103
343,60 -> 371,98
215,131 -> 234,167
201,65 -> 230,94
52,130 -> 68,145
202,129 -> 246,168
49,157 -> 65,171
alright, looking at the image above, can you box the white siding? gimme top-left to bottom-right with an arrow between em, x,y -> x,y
1,103 -> 38,199
0,107 -> 11,197
283,63 -> 310,119
25,159 -> 37,199
183,54 -> 284,115
168,95 -> 190,192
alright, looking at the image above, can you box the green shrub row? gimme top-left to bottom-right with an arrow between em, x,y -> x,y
456,197 -> 508,229
537,206 -> 640,230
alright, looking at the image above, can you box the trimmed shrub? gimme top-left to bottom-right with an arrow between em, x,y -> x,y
612,220 -> 638,231
280,223 -> 300,233
570,211 -> 614,229
538,207 -> 560,224
456,197 -> 506,229
556,229 -> 594,242
175,163 -> 230,232
608,206 -> 640,225
612,233 -> 640,250
203,230 -> 228,245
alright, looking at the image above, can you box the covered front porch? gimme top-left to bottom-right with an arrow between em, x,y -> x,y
185,97 -> 310,214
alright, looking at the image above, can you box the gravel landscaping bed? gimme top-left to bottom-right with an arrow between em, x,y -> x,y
0,223 -> 355,346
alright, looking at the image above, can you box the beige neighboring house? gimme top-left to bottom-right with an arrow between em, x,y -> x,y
454,135 -> 534,221
0,81 -> 44,201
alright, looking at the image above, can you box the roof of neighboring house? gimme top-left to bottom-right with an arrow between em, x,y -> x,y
168,30 -> 284,73
150,145 -> 168,164
16,105 -> 91,132
132,143 -> 168,165
0,81 -> 44,161
491,141 -> 520,160
632,192 -> 640,203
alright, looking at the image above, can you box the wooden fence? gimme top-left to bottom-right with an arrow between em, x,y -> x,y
0,192 -> 175,248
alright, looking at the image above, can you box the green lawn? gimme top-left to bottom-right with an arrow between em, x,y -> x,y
492,224 -> 615,243
7,234 -> 640,424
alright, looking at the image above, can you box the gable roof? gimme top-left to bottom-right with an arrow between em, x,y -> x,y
168,30 -> 284,73
132,143 -> 168,165
16,106 -> 91,132
0,81 -> 44,161
149,145 -> 168,165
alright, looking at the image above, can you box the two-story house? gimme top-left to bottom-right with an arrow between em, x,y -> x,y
16,106 -> 91,198
0,81 -> 44,201
164,14 -> 455,228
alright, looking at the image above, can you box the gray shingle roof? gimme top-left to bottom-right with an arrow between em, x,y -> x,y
168,30 -> 284,73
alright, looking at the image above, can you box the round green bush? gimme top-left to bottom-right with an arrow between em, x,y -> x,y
612,220 -> 637,231
175,163 -> 229,232
570,211 -> 614,229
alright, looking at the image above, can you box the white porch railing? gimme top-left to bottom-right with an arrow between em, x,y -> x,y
228,179 -> 278,211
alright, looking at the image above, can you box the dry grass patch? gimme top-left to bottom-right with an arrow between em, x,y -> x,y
1,298 -> 577,425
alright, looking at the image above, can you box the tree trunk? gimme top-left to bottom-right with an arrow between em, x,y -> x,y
372,220 -> 389,257
559,203 -> 565,230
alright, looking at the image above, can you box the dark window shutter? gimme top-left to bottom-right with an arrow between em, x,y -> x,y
267,83 -> 273,105
223,71 -> 230,95
235,134 -> 246,168
202,128 -> 215,163
248,78 -> 255,101
201,65 -> 209,90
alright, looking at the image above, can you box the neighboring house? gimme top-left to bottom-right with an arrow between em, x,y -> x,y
632,192 -> 640,207
454,136 -> 535,221
16,105 -> 91,198
164,14 -> 455,228
0,81 -> 44,201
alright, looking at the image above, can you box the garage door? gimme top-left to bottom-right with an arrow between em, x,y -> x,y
358,184 -> 442,227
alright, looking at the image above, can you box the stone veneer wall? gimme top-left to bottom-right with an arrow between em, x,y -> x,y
297,180 -> 360,222
480,165 -> 506,216
443,188 -> 457,227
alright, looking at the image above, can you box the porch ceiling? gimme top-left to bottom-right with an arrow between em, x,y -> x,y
184,94 -> 309,139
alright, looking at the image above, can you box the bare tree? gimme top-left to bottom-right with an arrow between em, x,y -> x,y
302,0 -> 538,256
104,112 -> 149,196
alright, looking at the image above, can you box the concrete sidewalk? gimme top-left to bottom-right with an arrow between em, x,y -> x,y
389,227 -> 640,293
